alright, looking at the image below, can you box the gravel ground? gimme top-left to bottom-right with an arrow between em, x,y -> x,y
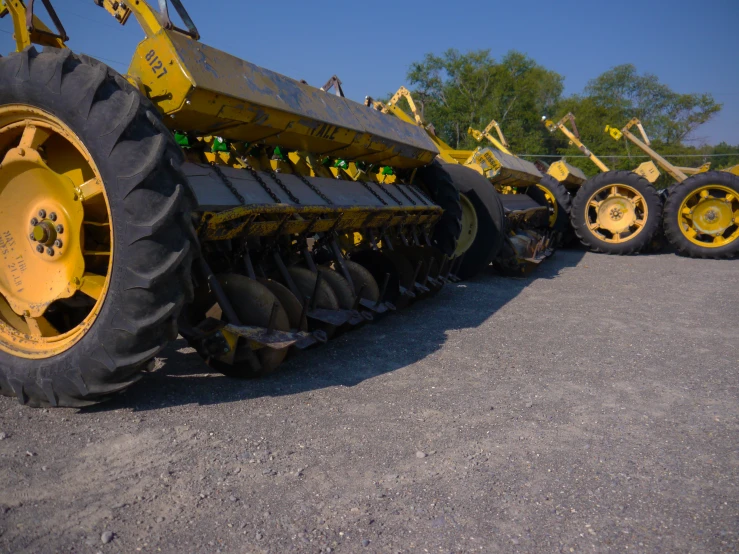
0,249 -> 737,554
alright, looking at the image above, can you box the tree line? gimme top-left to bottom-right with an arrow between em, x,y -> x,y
399,49 -> 738,184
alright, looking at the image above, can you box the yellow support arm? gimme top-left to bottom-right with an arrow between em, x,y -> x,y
0,0 -> 68,51
95,0 -> 199,40
543,113 -> 610,173
606,118 -> 688,183
377,87 -> 472,165
385,86 -> 425,126
468,119 -> 512,155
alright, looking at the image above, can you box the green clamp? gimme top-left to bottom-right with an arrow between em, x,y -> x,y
211,136 -> 229,153
174,131 -> 191,148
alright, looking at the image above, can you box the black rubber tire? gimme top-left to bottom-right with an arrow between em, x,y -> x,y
571,170 -> 662,255
527,175 -> 573,243
0,48 -> 196,407
663,171 -> 739,259
442,163 -> 506,279
415,159 -> 462,257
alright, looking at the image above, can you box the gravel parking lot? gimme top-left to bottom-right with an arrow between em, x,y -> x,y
0,249 -> 736,553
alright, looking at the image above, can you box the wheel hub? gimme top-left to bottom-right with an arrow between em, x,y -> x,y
0,146 -> 86,317
454,193 -> 479,257
0,105 -> 113,359
584,183 -> 648,244
598,197 -> 636,234
691,199 -> 732,235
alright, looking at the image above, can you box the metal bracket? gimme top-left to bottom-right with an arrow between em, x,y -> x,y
320,75 -> 345,97
25,0 -> 68,41
157,0 -> 200,39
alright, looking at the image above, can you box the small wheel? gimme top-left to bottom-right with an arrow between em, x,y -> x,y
258,278 -> 306,330
208,274 -> 291,378
317,266 -> 355,309
285,267 -> 339,337
349,250 -> 401,304
570,171 -> 662,254
527,175 -> 573,243
663,171 -> 739,258
343,260 -> 380,303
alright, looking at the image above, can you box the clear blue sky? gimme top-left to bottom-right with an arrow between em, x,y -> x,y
2,0 -> 737,145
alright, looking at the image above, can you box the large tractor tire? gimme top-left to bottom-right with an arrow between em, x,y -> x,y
527,174 -> 573,244
416,159 -> 462,257
663,171 -> 739,259
442,163 -> 506,279
570,170 -> 661,255
0,48 -> 196,407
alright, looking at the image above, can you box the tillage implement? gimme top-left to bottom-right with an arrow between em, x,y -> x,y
466,118 -> 578,243
0,0 -> 485,407
372,88 -> 557,276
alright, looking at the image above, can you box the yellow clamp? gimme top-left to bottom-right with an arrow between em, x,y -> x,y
605,125 -> 623,140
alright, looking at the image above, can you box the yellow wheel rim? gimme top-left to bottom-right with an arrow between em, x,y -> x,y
585,184 -> 648,244
678,185 -> 739,248
536,183 -> 558,228
455,193 -> 478,256
0,105 -> 113,359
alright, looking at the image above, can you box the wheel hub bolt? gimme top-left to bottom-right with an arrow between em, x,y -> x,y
38,209 -> 46,218
54,239 -> 63,248
29,233 -> 36,241
30,217 -> 38,226
56,224 -> 64,234
46,248 -> 54,256
49,212 -> 57,221
36,244 -> 44,253
705,210 -> 717,222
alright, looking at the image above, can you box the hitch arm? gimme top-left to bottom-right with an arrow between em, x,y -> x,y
0,0 -> 68,50
543,113 -> 610,173
468,119 -> 512,154
94,0 -> 199,39
606,118 -> 688,183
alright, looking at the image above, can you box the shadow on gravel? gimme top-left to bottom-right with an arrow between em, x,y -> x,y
86,249 -> 586,413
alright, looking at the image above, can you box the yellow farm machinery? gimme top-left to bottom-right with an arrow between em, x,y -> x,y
0,0 -> 513,407
606,119 -> 739,259
466,118 -> 578,241
372,88 -> 558,275
544,113 -> 664,254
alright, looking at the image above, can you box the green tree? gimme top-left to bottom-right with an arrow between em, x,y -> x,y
406,49 -> 564,152
548,65 -> 724,182
582,64 -> 721,144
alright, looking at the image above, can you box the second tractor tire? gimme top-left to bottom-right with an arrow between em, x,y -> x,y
442,162 -> 506,279
570,170 -> 662,255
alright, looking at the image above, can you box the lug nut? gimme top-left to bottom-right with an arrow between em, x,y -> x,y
49,212 -> 57,221
56,224 -> 64,234
38,209 -> 46,218
36,244 -> 44,253
54,239 -> 63,248
46,248 -> 54,256
30,217 -> 38,226
30,233 -> 37,241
